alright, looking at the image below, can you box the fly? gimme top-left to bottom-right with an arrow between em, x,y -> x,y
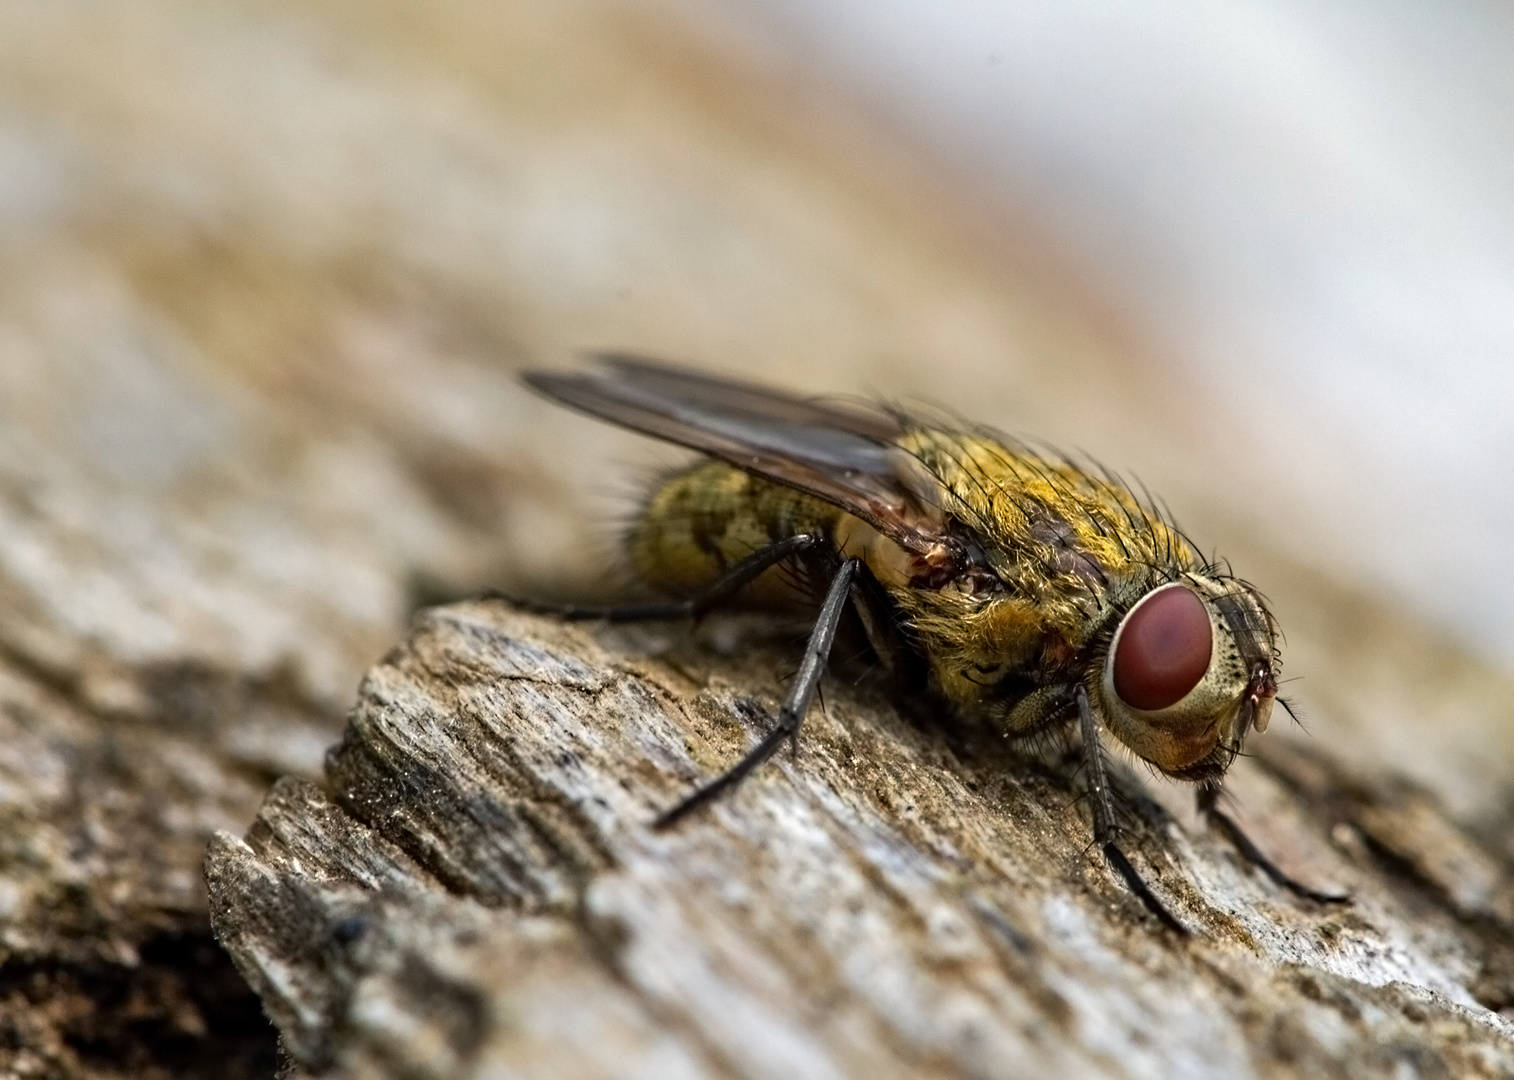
517,355 -> 1347,931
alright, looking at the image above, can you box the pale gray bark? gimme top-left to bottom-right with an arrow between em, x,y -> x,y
209,604 -> 1514,1079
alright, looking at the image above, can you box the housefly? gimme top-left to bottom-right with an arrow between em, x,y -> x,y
519,356 -> 1345,931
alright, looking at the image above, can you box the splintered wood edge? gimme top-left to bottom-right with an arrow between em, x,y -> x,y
206,602 -> 1514,1079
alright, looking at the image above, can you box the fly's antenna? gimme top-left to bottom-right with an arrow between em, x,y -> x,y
1276,695 -> 1305,729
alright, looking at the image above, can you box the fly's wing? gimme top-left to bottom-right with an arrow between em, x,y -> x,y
525,355 -> 944,555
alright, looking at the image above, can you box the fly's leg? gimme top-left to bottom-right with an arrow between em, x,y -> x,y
1076,685 -> 1188,933
491,534 -> 821,622
654,557 -> 860,829
1196,786 -> 1350,904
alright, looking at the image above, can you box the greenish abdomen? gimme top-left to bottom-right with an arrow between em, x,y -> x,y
629,461 -> 838,604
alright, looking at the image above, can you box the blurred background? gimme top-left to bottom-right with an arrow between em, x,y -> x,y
748,0 -> 1514,670
0,0 -> 1511,863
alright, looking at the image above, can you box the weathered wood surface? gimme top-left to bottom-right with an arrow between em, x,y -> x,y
3,2 -> 1513,1078
208,603 -> 1514,1079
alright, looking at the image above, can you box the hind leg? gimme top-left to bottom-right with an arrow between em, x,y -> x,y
489,533 -> 821,622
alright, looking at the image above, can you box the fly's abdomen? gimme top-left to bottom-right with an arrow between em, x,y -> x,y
630,460 -> 839,604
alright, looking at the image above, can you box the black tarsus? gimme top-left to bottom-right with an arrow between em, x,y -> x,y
488,534 -> 820,622
1196,785 -> 1350,905
1077,685 -> 1188,933
654,556 -> 861,828
1100,842 -> 1186,935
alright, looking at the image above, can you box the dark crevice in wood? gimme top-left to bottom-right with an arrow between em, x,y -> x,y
0,929 -> 278,1080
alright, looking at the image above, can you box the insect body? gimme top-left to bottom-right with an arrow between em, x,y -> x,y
525,356 -> 1343,930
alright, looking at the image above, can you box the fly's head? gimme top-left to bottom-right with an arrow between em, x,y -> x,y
1090,574 -> 1280,783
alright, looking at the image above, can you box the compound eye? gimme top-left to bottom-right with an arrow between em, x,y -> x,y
1112,585 -> 1213,711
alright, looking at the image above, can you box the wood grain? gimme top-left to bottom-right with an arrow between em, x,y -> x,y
210,604 -> 1514,1078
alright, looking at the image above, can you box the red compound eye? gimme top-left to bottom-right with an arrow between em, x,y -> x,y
1112,585 -> 1212,710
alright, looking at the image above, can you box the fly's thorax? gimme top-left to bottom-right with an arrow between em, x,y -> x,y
1090,574 -> 1279,780
896,427 -> 1199,594
631,461 -> 839,603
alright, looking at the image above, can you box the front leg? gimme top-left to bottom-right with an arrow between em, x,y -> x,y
1077,685 -> 1188,933
1197,785 -> 1349,904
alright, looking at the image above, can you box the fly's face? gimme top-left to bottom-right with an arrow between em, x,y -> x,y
1092,576 -> 1279,782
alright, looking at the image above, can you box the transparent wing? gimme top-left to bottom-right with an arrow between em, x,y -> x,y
525,355 -> 943,554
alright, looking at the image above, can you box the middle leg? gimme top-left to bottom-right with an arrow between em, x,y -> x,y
655,556 -> 861,828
